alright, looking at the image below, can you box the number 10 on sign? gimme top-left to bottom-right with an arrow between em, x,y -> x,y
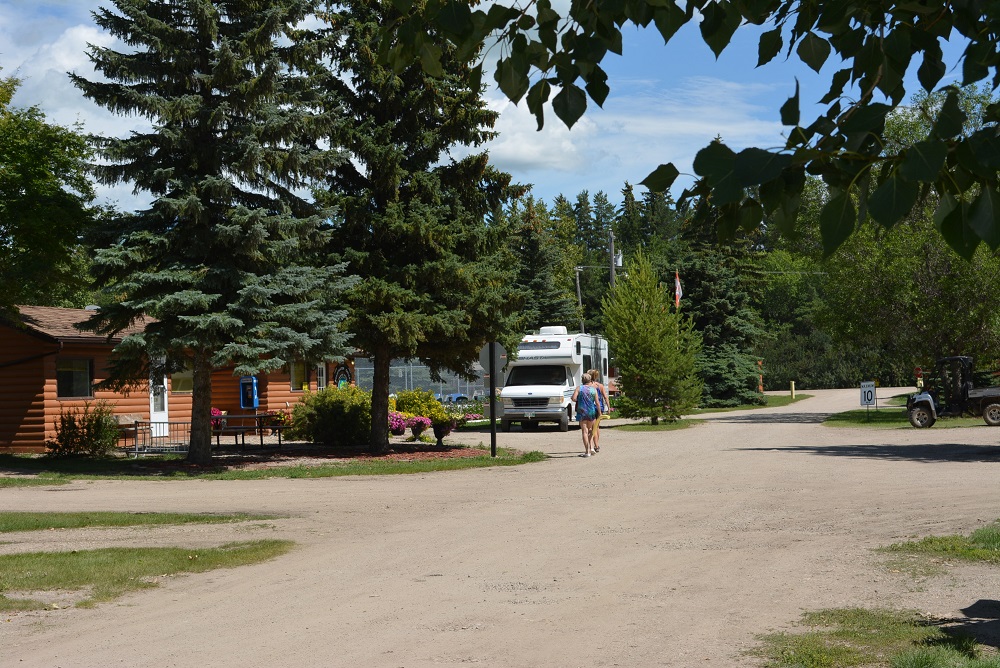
860,381 -> 876,407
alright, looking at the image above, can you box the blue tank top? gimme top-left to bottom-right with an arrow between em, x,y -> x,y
577,385 -> 599,421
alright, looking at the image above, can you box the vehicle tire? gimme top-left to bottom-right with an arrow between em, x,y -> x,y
559,406 -> 571,432
908,405 -> 936,428
984,403 -> 1000,427
500,420 -> 511,433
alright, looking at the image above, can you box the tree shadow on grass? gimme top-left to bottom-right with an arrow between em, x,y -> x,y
702,412 -> 839,424
935,600 -> 1000,650
738,442 -> 1000,463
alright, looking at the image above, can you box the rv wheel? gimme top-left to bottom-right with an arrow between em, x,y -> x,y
559,406 -> 571,432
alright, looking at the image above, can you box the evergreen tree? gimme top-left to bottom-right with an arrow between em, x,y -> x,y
592,191 -> 615,255
602,251 -> 702,423
572,190 -> 595,249
317,0 -> 525,452
507,197 -> 579,332
616,182 -> 643,254
72,0 -> 352,465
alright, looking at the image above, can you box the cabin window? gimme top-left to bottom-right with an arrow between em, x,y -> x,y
56,359 -> 93,398
290,361 -> 308,391
171,366 -> 193,393
316,364 -> 327,390
583,355 -> 593,374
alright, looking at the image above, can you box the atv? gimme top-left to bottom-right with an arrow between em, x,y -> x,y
906,356 -> 1000,428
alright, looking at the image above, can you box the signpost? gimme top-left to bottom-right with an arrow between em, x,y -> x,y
860,381 -> 876,421
479,342 -> 507,458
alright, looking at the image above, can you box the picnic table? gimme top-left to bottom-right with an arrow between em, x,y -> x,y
213,413 -> 292,448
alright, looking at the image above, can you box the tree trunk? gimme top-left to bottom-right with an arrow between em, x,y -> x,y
187,349 -> 214,465
369,348 -> 391,453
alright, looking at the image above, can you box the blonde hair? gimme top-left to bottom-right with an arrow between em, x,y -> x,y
587,369 -> 601,382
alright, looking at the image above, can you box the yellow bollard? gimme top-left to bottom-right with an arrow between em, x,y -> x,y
790,380 -> 796,398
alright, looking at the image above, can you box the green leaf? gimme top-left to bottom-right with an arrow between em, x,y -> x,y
899,140 -> 947,182
917,44 -> 946,91
526,80 -> 551,130
699,1 -> 740,58
757,27 -> 783,67
640,163 -> 680,193
840,103 -> 891,133
585,66 -> 610,107
552,82 -> 587,128
436,1 -> 474,37
418,42 -> 443,78
780,81 -> 800,126
653,4 -> 687,43
693,141 -> 736,179
969,187 -> 1000,250
738,198 -> 764,232
496,58 -> 529,103
693,141 -> 742,205
796,33 -> 831,73
392,0 -> 414,14
935,194 -> 979,260
867,175 -> 919,227
733,148 -> 793,187
819,68 -> 851,104
931,89 -> 966,139
820,192 -> 856,256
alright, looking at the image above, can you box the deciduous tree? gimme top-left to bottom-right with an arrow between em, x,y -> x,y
383,0 -> 1000,258
0,73 -> 98,316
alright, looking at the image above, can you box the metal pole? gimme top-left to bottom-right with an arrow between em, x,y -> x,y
575,268 -> 586,334
488,341 -> 497,458
609,230 -> 616,288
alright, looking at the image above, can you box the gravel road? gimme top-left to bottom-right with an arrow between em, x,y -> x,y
3,387 -> 1000,667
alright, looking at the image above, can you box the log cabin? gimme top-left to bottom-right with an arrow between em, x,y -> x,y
0,305 -> 355,452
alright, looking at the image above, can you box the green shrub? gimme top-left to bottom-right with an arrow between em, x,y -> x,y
395,389 -> 449,425
46,401 -> 120,457
289,386 -> 371,447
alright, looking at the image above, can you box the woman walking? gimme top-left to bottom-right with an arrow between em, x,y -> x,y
572,373 -> 600,456
587,369 -> 612,453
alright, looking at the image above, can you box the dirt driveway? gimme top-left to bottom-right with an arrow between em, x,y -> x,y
4,388 -> 1000,667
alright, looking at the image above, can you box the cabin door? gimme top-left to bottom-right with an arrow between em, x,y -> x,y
149,366 -> 169,438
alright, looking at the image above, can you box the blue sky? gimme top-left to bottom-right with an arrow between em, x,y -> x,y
2,1 -> 967,212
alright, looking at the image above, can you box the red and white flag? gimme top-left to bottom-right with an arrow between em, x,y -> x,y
674,270 -> 682,308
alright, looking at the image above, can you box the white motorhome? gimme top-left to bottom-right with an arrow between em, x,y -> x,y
499,326 -> 609,432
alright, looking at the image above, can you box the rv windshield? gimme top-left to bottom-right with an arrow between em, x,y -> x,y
505,365 -> 567,387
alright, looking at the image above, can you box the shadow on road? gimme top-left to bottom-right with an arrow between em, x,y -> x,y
738,443 -> 1000,463
702,412 -> 837,425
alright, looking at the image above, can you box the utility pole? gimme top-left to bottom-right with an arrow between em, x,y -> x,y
609,229 -> 616,288
574,267 -> 586,334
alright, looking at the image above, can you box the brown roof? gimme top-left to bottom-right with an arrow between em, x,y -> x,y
12,305 -> 147,343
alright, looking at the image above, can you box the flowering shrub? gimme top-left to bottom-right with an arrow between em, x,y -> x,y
290,385 -> 371,446
405,415 -> 431,436
211,407 -> 226,429
463,413 -> 484,421
388,411 -> 407,436
263,410 -> 291,427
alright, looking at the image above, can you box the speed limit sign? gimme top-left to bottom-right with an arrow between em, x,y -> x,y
860,381 -> 876,406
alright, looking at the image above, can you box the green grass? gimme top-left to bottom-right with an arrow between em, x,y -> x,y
883,521 -> 1000,566
0,540 -> 293,611
0,448 -> 545,482
615,419 -> 703,431
0,511 -> 275,533
824,409 -> 987,429
753,608 -> 993,668
688,393 -> 814,414
0,477 -> 69,488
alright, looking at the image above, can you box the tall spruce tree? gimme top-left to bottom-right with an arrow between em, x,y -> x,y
507,197 -> 579,332
602,251 -> 702,423
616,183 -> 643,254
317,0 -> 525,452
72,0 -> 352,464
